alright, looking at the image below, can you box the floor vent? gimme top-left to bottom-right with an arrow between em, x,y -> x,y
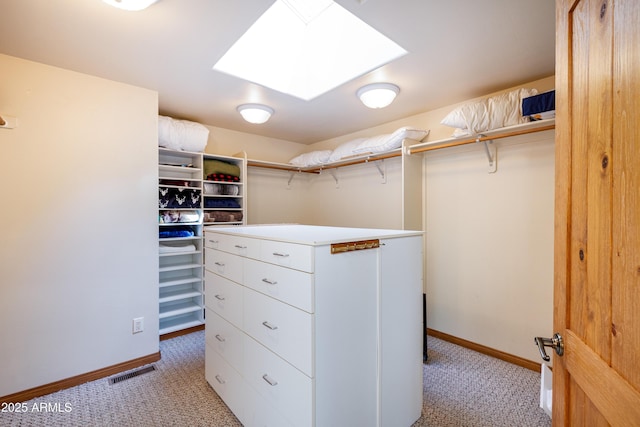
108,365 -> 157,385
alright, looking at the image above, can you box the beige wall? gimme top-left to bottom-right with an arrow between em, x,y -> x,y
203,125 -> 304,162
0,54 -> 159,397
423,131 -> 554,363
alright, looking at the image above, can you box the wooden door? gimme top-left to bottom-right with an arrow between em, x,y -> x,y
554,0 -> 640,425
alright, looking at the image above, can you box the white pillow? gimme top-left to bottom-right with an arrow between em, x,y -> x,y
328,138 -> 366,162
158,115 -> 210,152
353,127 -> 429,154
440,88 -> 538,134
288,150 -> 332,167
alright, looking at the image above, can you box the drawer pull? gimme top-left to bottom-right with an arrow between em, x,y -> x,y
261,278 -> 278,285
214,294 -> 225,301
208,239 -> 219,244
272,252 -> 290,258
234,244 -> 247,249
262,321 -> 278,330
262,374 -> 278,386
214,262 -> 225,267
215,374 -> 226,385
215,334 -> 225,342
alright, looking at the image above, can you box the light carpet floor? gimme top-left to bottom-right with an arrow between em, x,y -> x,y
1,331 -> 551,426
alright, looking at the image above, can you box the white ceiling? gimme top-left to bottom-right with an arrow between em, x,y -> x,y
0,0 -> 555,144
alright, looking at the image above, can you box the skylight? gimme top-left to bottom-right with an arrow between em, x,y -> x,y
213,0 -> 407,101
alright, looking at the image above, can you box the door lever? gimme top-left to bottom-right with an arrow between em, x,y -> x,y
534,333 -> 564,361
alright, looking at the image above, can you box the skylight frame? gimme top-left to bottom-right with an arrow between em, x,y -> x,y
212,0 -> 407,101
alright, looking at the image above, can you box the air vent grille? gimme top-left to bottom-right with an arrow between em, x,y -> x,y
108,365 -> 156,385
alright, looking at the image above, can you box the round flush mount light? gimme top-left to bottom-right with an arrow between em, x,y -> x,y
357,83 -> 400,109
237,104 -> 274,124
101,0 -> 159,11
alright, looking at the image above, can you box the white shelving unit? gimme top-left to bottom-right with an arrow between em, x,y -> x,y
202,153 -> 246,227
158,148 -> 205,336
157,148 -> 247,337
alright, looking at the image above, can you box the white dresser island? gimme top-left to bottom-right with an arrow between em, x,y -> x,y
203,224 -> 423,427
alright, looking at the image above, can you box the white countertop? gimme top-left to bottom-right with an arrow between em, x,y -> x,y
204,224 -> 423,245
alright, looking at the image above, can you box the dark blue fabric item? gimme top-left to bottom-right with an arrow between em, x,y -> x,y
159,228 -> 195,238
159,187 -> 201,209
204,198 -> 241,209
522,90 -> 555,116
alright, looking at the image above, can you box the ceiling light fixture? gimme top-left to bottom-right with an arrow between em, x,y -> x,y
101,0 -> 159,11
357,83 -> 400,109
237,104 -> 274,124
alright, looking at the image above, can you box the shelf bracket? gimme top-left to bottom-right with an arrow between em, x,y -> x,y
319,168 -> 340,188
327,169 -> 339,188
287,171 -> 296,188
477,135 -> 497,173
371,159 -> 387,184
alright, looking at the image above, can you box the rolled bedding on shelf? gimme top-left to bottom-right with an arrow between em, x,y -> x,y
287,127 -> 429,167
440,88 -> 538,136
158,115 -> 209,152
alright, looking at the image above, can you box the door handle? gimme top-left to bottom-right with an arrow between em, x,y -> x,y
534,333 -> 564,361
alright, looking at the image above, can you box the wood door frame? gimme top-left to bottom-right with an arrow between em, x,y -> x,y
553,1 -> 573,425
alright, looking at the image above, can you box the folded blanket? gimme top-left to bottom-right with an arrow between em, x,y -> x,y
159,210 -> 201,223
159,187 -> 201,209
159,179 -> 193,187
204,159 -> 241,178
203,183 -> 240,195
204,199 -> 241,209
159,243 -> 197,254
159,229 -> 195,238
206,173 -> 240,182
203,211 -> 244,223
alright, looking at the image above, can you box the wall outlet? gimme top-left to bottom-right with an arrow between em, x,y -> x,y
133,317 -> 144,334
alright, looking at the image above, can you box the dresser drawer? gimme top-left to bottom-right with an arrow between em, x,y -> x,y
244,336 -> 313,427
205,232 -> 259,258
244,382 -> 296,427
204,232 -> 223,250
205,270 -> 243,328
259,240 -> 314,273
205,247 -> 242,283
244,258 -> 314,313
205,309 -> 244,372
205,343 -> 245,423
244,288 -> 313,377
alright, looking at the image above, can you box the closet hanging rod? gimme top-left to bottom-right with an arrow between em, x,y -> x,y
246,160 -> 317,174
306,151 -> 400,173
408,121 -> 555,155
247,149 -> 401,174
